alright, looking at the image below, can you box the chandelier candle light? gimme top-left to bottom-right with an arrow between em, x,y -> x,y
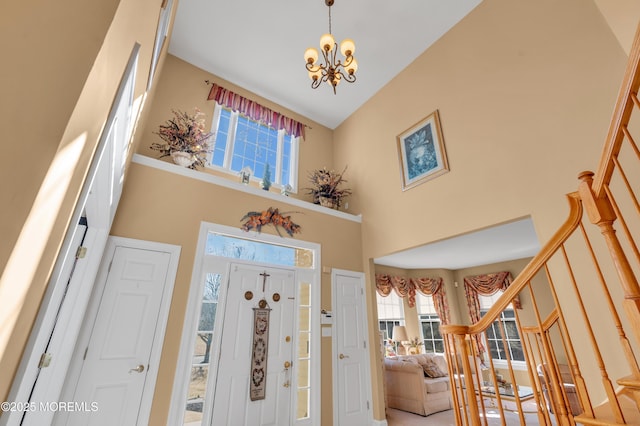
304,0 -> 358,94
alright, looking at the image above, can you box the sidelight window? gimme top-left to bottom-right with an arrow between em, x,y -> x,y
183,273 -> 221,424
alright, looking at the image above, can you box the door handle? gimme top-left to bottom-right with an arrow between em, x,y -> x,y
339,353 -> 349,359
129,364 -> 145,374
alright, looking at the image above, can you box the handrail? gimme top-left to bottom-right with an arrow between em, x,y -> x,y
440,25 -> 640,425
592,23 -> 640,198
442,193 -> 582,336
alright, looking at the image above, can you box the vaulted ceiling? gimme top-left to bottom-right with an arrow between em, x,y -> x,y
167,0 -> 541,269
168,0 -> 482,129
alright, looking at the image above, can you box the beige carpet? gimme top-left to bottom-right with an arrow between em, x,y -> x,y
385,407 -> 551,425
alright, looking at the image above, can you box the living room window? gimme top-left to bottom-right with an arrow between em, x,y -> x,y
479,293 -> 525,362
416,293 -> 443,353
376,291 -> 404,341
208,103 -> 299,190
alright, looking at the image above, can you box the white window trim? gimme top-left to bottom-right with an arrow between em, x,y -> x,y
207,103 -> 300,192
490,359 -> 528,371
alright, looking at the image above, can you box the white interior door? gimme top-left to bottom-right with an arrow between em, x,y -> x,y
333,269 -> 371,425
59,245 -> 171,426
211,264 -> 295,426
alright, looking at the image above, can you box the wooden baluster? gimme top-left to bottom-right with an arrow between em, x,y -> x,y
579,171 -> 640,350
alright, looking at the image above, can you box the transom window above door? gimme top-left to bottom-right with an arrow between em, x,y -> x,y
208,103 -> 299,191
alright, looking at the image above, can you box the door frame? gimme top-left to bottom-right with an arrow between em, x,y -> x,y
1,44 -> 141,426
169,222 -> 322,426
60,236 -> 180,425
331,268 -> 373,426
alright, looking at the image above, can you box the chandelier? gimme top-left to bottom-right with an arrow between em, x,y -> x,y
304,0 -> 358,94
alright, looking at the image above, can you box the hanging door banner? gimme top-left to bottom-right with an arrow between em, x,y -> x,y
250,302 -> 271,401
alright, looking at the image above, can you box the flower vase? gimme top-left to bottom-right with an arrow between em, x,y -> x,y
319,195 -> 337,209
171,151 -> 195,168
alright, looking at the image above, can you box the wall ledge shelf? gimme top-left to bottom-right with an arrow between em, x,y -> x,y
132,154 -> 362,223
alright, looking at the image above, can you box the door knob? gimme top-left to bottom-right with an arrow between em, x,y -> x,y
339,353 -> 349,359
284,361 -> 291,369
129,364 -> 145,373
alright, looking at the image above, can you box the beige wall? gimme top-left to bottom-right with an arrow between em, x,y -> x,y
125,53 -> 363,423
111,164 -> 363,424
137,54 -> 336,202
595,0 -> 640,55
0,0 -> 173,401
2,0 -> 639,423
339,0 -> 630,420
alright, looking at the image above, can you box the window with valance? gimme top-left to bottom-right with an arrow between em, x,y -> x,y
206,82 -> 307,190
374,274 -> 450,325
463,271 -> 523,360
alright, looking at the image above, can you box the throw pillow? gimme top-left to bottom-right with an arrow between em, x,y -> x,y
423,358 -> 447,378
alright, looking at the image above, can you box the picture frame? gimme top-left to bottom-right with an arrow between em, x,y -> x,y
397,110 -> 449,191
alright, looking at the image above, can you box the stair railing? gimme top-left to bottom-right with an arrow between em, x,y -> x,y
442,23 -> 640,426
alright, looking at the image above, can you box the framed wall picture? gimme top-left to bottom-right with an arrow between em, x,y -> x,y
397,110 -> 449,190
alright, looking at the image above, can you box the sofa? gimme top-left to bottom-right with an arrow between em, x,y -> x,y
383,353 -> 454,416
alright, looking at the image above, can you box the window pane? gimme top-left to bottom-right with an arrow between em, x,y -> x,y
198,302 -> 216,331
423,323 -> 433,339
299,282 -> 310,305
299,307 -> 310,331
211,110 -> 230,168
281,134 -> 292,186
297,359 -> 310,387
297,389 -> 310,420
298,332 -> 310,358
489,342 -> 499,359
433,324 -> 442,339
193,333 -> 212,364
205,233 -> 313,268
486,323 -> 496,339
203,274 -> 221,302
509,341 -> 525,361
184,365 -> 209,424
434,341 -> 444,353
209,103 -> 299,190
504,321 -> 519,339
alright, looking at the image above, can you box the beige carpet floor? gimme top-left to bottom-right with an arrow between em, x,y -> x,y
385,407 -> 552,425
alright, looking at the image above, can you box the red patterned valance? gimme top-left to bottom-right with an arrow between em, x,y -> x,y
207,83 -> 306,138
464,271 -> 518,356
375,274 -> 450,325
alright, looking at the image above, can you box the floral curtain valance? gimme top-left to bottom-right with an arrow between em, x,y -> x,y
463,271 -> 518,356
375,274 -> 451,325
463,271 -> 520,310
207,82 -> 306,138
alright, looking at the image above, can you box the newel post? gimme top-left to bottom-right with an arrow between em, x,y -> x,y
443,324 -> 481,426
578,171 -> 640,345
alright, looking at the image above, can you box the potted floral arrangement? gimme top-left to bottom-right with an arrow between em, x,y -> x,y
306,166 -> 352,209
408,337 -> 424,354
150,108 -> 213,169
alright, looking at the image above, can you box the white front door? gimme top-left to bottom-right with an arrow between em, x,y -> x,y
59,246 -> 172,426
333,269 -> 371,425
211,264 -> 295,425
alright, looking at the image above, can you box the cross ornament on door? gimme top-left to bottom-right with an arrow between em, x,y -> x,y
260,271 -> 270,293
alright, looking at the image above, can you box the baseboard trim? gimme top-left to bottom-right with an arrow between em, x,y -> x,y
372,418 -> 388,426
